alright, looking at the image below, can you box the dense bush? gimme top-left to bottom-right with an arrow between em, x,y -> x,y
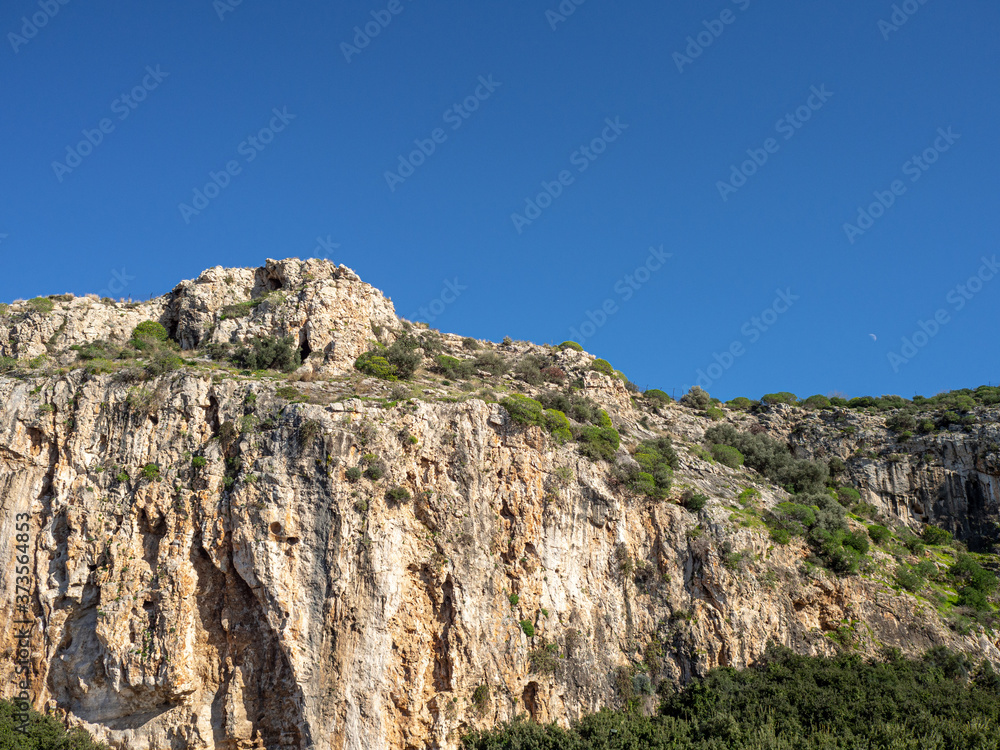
867,524 -> 891,544
922,525 -> 953,546
577,424 -> 620,462
800,394 -> 832,409
622,437 -> 679,499
710,444 -> 745,469
434,355 -> 472,379
680,386 -> 711,409
1,699 -> 109,748
355,352 -> 396,380
726,396 -> 755,411
682,491 -> 708,512
591,358 -> 614,376
544,409 -> 573,442
131,320 -> 169,345
761,391 -> 798,405
385,486 -> 411,502
535,391 -> 601,425
471,351 -> 509,376
558,341 -> 584,352
643,389 -> 672,407
704,424 -> 828,495
501,394 -> 545,426
464,646 -> 1000,749
235,336 -> 301,372
765,494 -> 865,574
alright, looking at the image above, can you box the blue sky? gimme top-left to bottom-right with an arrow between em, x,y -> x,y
2,0 -> 998,401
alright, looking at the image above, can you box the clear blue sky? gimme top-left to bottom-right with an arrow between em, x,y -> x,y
2,0 -> 998,401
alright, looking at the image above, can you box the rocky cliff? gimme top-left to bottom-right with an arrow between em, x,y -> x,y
1,259 -> 998,750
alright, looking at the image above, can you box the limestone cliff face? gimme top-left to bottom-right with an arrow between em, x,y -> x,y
1,259 -> 999,750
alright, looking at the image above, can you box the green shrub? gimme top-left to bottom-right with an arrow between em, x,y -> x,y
951,554 -> 998,596
145,351 -> 183,377
867,524 -> 890,544
192,456 -> 207,470
705,424 -> 828,495
680,386 -> 712,409
501,394 -> 544,426
385,486 -> 410,502
922,525 -> 953,546
28,296 -> 55,314
837,486 -> 861,507
543,409 -> 573,442
577,425 -> 620,462
726,396 -> 755,411
519,620 -> 535,637
354,352 -> 397,380
115,471 -> 129,483
558,341 -> 584,352
435,354 -> 474,379
887,412 -> 918,433
508,593 -> 519,606
957,586 -> 991,611
591,358 -> 614,376
683,491 -> 707,512
0,357 -> 18,373
762,391 -> 798,405
624,437 -> 678,498
711,444 -> 745,469
528,643 -> 560,675
471,351 -> 508,376
141,463 -> 161,481
234,336 -> 301,372
346,466 -> 362,482
462,337 -> 480,350
471,684 -> 490,715
464,645 -> 1000,749
364,465 -> 384,481
132,320 -> 168,344
644,389 -> 672,407
801,394 -> 832,409
704,406 -> 725,421
0,699 -> 109,749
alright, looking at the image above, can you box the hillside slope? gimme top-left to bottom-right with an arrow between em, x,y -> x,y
1,258 -> 998,750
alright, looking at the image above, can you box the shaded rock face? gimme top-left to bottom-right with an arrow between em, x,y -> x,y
770,404 -> 1000,551
1,260 -> 999,749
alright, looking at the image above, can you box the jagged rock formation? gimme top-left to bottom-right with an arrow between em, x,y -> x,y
1,258 -> 998,750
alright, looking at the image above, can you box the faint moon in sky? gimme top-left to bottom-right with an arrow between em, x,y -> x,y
869,334 -> 877,342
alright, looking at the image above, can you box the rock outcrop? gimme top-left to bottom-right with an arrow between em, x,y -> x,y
1,259 -> 998,750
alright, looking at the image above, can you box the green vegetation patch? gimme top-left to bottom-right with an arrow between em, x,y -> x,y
462,645 -> 1000,750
